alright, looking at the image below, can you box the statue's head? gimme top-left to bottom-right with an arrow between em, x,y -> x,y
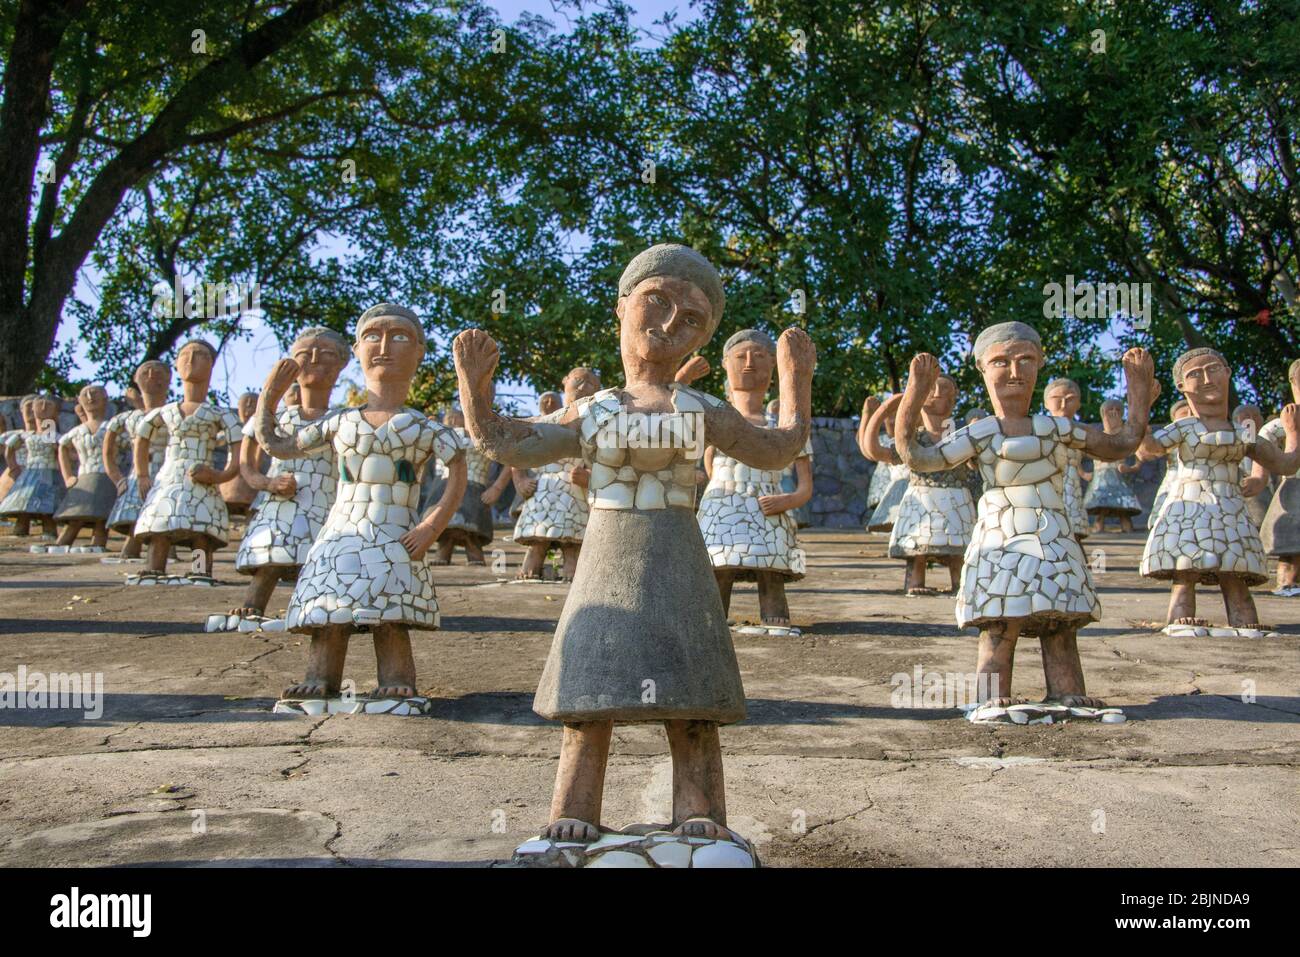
19,395 -> 38,429
236,391 -> 259,421
73,398 -> 87,422
923,374 -> 958,418
30,393 -> 59,427
285,382 -> 302,406
444,406 -> 465,429
721,328 -> 776,395
1232,403 -> 1263,430
563,367 -> 601,405
123,383 -> 143,411
538,391 -> 563,416
290,326 -> 349,391
1173,347 -> 1230,416
616,244 -> 724,368
964,407 -> 989,425
1099,398 -> 1125,434
176,339 -> 217,384
766,398 -> 780,416
134,359 -> 170,398
972,322 -> 1044,414
78,384 -> 108,419
1043,377 -> 1081,418
1171,398 -> 1191,421
353,303 -> 425,388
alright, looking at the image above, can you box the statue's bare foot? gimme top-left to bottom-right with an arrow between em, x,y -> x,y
1171,617 -> 1210,626
543,818 -> 601,843
1054,694 -> 1107,709
283,681 -> 330,699
906,586 -> 938,597
371,684 -> 416,699
983,696 -> 1027,707
229,606 -> 266,618
760,615 -> 790,626
515,570 -> 542,581
673,817 -> 744,843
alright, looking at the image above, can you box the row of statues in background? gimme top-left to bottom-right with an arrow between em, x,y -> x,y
3,243 -> 1300,867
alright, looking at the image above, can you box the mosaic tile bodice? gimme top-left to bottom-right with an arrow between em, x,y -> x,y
908,428 -> 971,489
578,385 -> 721,511
1156,419 -> 1251,483
141,403 -> 241,470
937,414 -> 1087,515
60,421 -> 110,476
19,431 -> 59,469
250,407 -> 336,482
109,408 -> 166,476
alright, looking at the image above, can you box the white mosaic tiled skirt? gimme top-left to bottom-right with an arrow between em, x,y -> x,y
285,482 -> 439,631
888,483 -> 975,558
513,461 -> 588,545
697,464 -> 805,579
957,487 -> 1099,634
867,463 -> 910,531
134,462 -> 231,546
236,472 -> 336,571
1140,477 -> 1267,585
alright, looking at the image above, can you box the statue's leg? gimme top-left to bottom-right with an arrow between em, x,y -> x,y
1119,513 -> 1133,533
976,619 -> 1023,706
232,566 -> 281,617
666,719 -> 736,839
545,720 -> 612,842
558,543 -> 580,580
1219,573 -> 1260,628
464,537 -> 487,565
1277,557 -> 1298,589
904,555 -> 928,593
146,533 -> 171,574
947,555 -> 963,591
517,542 -> 547,579
40,516 -> 56,537
371,622 -> 417,698
714,569 -> 735,617
432,535 -> 454,565
756,572 -> 791,626
1167,570 -> 1205,625
1040,624 -> 1105,707
14,517 -> 30,536
91,520 -> 108,549
284,623 -> 351,698
119,532 -> 140,558
55,519 -> 83,547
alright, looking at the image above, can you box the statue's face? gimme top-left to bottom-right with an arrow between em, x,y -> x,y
1233,407 -> 1262,431
766,399 -> 780,417
617,276 -> 713,367
353,316 -> 424,388
1044,385 -> 1080,418
538,393 -> 562,416
79,386 -> 108,419
136,361 -> 170,398
1100,403 -> 1124,433
20,402 -> 36,429
564,368 -> 601,404
722,343 -> 775,395
237,393 -> 258,421
979,339 -> 1041,414
31,397 -> 58,425
444,409 -> 466,429
124,386 -> 143,411
286,383 -> 302,406
74,401 -> 86,422
923,377 -> 957,417
291,334 -> 347,391
176,343 -> 214,384
1177,354 -> 1230,415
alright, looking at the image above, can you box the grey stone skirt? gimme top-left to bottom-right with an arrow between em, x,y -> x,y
55,472 -> 118,522
533,507 -> 746,724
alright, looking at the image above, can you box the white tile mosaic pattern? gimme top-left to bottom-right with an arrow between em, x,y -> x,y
134,403 -> 241,546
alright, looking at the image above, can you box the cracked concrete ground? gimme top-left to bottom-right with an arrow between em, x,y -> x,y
0,527 -> 1296,867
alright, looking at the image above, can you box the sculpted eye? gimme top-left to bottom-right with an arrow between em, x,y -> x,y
393,333 -> 410,342
364,332 -> 381,342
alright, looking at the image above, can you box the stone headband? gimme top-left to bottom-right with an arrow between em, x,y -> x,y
723,328 -> 776,356
355,303 -> 426,347
1172,346 -> 1227,384
618,243 -> 725,331
972,321 -> 1043,365
291,325 -> 350,358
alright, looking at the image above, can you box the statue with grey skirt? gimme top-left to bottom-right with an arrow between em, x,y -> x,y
455,244 -> 816,867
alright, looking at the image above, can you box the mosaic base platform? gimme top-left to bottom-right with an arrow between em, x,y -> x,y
125,572 -> 219,587
731,624 -> 802,637
963,702 -> 1127,725
205,614 -> 287,634
1160,623 -> 1278,639
511,829 -> 759,869
100,556 -> 145,564
272,695 -> 432,716
30,544 -> 105,554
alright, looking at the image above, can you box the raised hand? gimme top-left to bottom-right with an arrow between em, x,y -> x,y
776,327 -> 816,381
262,358 -> 301,404
908,353 -> 941,393
453,329 -> 500,395
1121,347 -> 1155,403
1281,403 -> 1300,438
675,355 -> 711,385
862,394 -> 881,421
